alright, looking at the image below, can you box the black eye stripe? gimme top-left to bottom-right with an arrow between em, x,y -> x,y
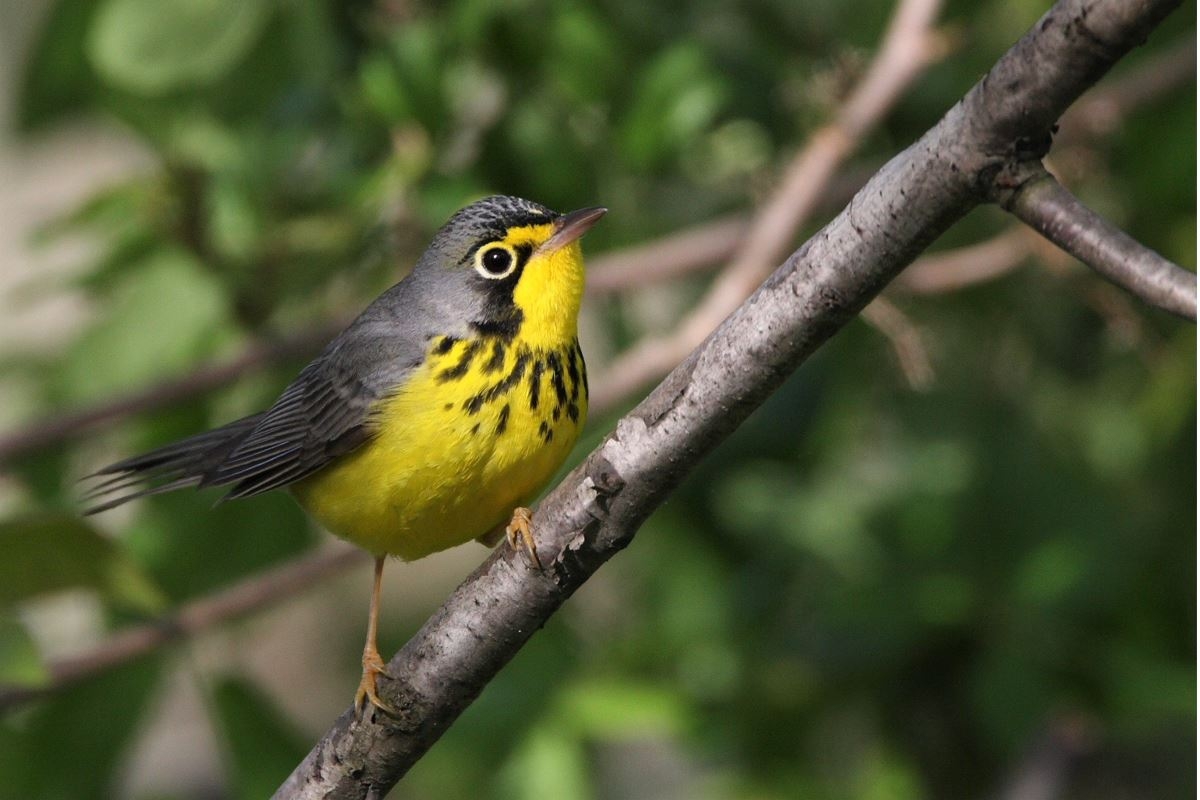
514,243 -> 533,267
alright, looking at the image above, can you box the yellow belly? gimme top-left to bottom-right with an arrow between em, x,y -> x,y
291,336 -> 587,560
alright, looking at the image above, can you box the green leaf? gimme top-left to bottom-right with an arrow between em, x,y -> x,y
87,0 -> 273,94
210,676 -> 309,799
549,7 -> 622,102
15,0 -> 101,129
619,44 -> 727,169
123,490 -> 313,603
558,679 -> 689,740
0,616 -> 48,689
499,723 -> 591,800
0,513 -> 166,614
0,656 -> 163,800
58,248 -> 233,404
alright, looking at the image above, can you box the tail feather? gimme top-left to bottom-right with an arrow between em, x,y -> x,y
82,413 -> 265,514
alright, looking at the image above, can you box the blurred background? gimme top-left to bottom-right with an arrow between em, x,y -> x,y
0,0 -> 1194,798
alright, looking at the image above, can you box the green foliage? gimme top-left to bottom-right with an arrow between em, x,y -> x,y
0,514 -> 164,613
0,0 -> 1194,798
210,676 -> 311,799
0,619 -> 47,690
0,657 -> 163,800
88,0 -> 274,94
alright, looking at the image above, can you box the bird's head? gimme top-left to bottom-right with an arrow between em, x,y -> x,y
415,195 -> 606,347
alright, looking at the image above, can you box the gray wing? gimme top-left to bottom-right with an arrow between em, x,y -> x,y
85,291 -> 431,511
201,312 -> 429,499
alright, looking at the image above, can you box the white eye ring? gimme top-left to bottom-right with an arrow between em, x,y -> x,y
473,244 -> 519,280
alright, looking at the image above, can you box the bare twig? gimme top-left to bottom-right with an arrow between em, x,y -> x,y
0,324 -> 343,465
1058,35 -> 1195,142
895,226 -> 1038,293
999,165 -> 1196,320
0,544 -> 364,713
585,214 -> 748,295
588,0 -> 947,414
273,1 -> 1182,796
861,297 -> 935,389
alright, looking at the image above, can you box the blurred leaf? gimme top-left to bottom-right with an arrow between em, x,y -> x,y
857,746 -> 924,800
549,7 -> 622,102
0,514 -> 165,614
559,679 -> 689,740
15,0 -> 101,129
210,675 -> 309,799
0,617 -> 48,689
87,0 -> 273,94
0,655 -> 162,800
1106,640 -> 1195,729
123,490 -> 313,603
1013,537 -> 1088,606
499,723 -> 591,800
619,44 -> 728,169
58,248 -> 234,404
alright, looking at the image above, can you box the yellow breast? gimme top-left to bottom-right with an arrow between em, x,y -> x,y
291,334 -> 587,560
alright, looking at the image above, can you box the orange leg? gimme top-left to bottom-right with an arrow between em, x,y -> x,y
355,555 -> 395,717
505,507 -> 542,570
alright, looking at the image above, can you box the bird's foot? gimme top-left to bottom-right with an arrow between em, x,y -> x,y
505,507 -> 542,570
354,648 -> 396,719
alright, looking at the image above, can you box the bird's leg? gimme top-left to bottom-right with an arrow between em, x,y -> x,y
505,507 -> 542,570
355,555 -> 395,717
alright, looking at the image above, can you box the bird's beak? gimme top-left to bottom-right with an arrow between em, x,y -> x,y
541,206 -> 607,253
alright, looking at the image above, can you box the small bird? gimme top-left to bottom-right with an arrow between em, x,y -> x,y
85,195 -> 606,714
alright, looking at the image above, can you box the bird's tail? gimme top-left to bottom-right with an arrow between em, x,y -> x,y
82,413 -> 266,514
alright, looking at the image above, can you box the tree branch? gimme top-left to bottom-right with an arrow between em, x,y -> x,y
274,1 -> 1182,796
999,164 -> 1196,319
0,544 -> 364,713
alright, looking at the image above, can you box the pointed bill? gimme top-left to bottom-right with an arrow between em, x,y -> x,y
541,207 -> 607,253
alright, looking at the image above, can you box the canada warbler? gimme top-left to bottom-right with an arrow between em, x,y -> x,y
86,195 -> 606,713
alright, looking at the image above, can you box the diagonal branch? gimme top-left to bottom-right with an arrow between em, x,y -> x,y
998,164 -> 1196,319
274,1 -> 1182,797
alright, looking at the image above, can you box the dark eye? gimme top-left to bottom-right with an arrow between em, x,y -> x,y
478,246 -> 513,277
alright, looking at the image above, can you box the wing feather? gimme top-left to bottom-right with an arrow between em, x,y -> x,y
84,282 -> 432,512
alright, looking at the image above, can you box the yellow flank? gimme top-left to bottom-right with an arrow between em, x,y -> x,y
291,235 -> 589,561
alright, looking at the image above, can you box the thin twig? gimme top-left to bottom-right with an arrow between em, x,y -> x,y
0,324 -> 343,465
0,544 -> 365,713
999,165 -> 1196,320
860,297 -> 935,389
895,226 -> 1038,293
588,0 -> 947,414
1057,35 -> 1195,142
585,214 -> 748,295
